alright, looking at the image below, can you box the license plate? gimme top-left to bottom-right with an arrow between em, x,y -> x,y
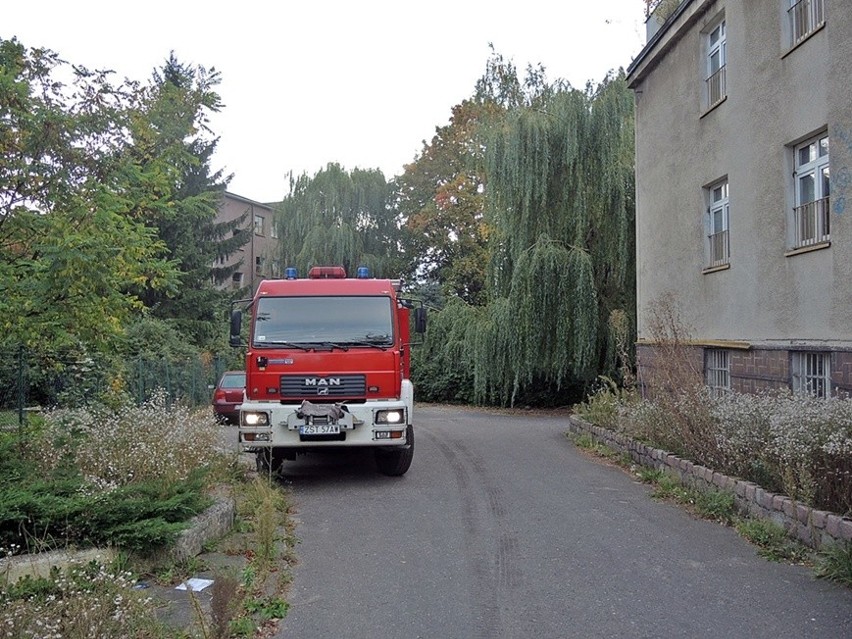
299,424 -> 341,435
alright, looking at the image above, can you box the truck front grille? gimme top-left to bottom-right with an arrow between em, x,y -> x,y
280,374 -> 366,399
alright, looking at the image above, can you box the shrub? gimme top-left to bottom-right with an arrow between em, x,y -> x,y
814,542 -> 852,587
0,391 -> 232,554
580,385 -> 852,515
0,561 -> 173,638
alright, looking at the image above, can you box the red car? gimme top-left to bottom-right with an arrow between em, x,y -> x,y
212,371 -> 245,424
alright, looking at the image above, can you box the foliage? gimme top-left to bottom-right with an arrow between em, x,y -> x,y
578,380 -> 852,515
0,393 -> 229,553
410,297 -> 479,404
735,518 -> 812,563
575,376 -> 639,431
0,38 -> 180,353
395,99 -> 496,305
277,163 -> 403,278
1,38 -> 240,386
814,542 -> 852,587
0,562 -> 178,639
417,53 -> 636,406
133,53 -> 246,347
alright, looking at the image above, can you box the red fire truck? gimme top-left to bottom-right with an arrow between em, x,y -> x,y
229,266 -> 425,476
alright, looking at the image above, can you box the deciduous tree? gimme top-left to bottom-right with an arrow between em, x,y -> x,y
0,38 -> 178,351
276,163 -> 402,277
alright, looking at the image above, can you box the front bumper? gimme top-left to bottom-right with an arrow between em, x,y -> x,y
238,398 -> 411,449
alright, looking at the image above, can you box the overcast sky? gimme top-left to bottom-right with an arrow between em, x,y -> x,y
6,1 -> 648,203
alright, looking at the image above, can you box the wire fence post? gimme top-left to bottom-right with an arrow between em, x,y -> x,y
17,344 -> 26,427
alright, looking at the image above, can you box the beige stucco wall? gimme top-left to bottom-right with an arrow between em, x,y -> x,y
630,0 -> 851,348
216,192 -> 280,292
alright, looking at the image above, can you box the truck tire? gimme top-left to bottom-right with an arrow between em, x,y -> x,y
374,425 -> 414,476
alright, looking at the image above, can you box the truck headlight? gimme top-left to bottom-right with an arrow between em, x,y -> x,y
242,411 -> 269,426
375,409 -> 403,424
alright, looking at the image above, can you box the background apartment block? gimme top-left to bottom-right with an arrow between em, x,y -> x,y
216,192 -> 281,293
627,0 -> 852,396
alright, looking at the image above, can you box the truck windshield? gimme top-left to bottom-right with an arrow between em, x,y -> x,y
253,296 -> 394,347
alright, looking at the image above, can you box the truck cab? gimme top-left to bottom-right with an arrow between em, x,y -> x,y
230,266 -> 424,476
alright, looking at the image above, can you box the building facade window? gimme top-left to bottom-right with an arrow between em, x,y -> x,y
255,256 -> 263,275
705,349 -> 730,397
706,20 -> 726,108
254,214 -> 265,236
270,223 -> 279,239
791,351 -> 831,398
789,0 -> 825,46
706,179 -> 730,267
792,133 -> 830,248
231,272 -> 243,289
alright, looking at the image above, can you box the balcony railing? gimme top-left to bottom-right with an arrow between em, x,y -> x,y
789,0 -> 825,46
793,196 -> 830,248
708,229 -> 730,267
706,65 -> 726,108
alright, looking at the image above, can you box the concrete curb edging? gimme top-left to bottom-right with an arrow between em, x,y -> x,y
170,495 -> 236,562
567,415 -> 852,550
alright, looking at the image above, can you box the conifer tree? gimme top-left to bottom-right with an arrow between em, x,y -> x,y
133,53 -> 247,346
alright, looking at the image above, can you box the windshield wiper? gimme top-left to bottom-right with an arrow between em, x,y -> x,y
255,341 -> 313,351
339,339 -> 390,350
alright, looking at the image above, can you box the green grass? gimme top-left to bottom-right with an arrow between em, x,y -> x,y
570,433 -> 631,467
814,542 -> 852,587
735,518 -> 812,563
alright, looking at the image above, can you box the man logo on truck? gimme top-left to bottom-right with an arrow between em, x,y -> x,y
305,377 -> 341,386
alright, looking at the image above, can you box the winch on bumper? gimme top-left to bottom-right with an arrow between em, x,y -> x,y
238,399 -> 409,448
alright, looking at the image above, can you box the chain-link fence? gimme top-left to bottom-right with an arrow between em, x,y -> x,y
0,345 -> 234,426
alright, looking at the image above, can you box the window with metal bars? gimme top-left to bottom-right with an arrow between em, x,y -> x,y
792,133 -> 830,248
706,180 -> 730,267
704,349 -> 730,397
705,20 -> 726,109
788,0 -> 825,46
791,351 -> 831,398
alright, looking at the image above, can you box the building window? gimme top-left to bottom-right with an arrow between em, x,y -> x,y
271,259 -> 281,278
792,133 -> 830,248
705,349 -> 730,397
791,351 -> 831,398
255,256 -> 263,275
789,0 -> 824,46
231,272 -> 243,289
254,214 -> 265,236
270,223 -> 279,239
706,20 -> 726,108
706,180 -> 730,267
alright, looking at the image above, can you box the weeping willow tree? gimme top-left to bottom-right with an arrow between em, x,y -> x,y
465,59 -> 635,406
276,163 -> 403,277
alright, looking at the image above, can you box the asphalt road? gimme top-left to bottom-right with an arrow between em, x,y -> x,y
275,405 -> 852,639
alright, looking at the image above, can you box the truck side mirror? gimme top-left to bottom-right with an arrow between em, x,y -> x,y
414,307 -> 427,334
229,309 -> 242,347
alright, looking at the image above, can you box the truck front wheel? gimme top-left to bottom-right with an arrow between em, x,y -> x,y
374,425 -> 414,476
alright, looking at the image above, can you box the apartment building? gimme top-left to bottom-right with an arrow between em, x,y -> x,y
216,192 -> 282,293
627,0 -> 852,396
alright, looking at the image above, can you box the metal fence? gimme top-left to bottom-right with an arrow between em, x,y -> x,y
0,345 -> 235,425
